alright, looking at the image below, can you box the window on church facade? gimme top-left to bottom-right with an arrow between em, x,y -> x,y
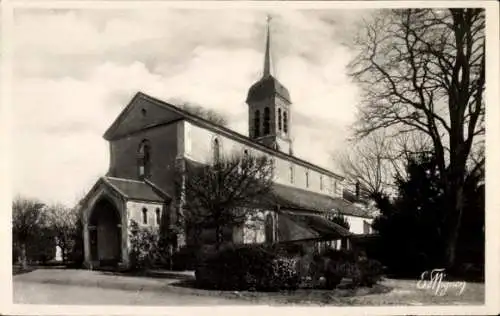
156,208 -> 161,225
278,108 -> 282,131
213,138 -> 220,163
290,165 -> 294,183
138,140 -> 151,179
142,208 -> 148,225
305,170 -> 309,188
264,107 -> 270,135
254,110 -> 260,137
283,111 -> 288,133
320,175 -> 324,190
265,213 -> 274,243
363,221 -> 371,234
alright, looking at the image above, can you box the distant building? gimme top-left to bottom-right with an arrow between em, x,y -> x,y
79,19 -> 375,270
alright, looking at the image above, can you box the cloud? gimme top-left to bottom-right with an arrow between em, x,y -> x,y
12,8 -> 366,206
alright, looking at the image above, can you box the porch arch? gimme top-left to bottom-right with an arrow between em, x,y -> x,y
88,197 -> 122,267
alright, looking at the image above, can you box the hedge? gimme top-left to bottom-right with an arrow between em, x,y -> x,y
195,244 -> 300,291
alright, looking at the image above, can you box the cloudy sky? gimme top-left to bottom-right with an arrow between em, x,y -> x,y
11,7 -> 370,207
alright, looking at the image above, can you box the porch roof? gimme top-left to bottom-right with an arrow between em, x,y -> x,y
103,176 -> 170,203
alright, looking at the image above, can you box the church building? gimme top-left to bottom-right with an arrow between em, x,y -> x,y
79,19 -> 376,270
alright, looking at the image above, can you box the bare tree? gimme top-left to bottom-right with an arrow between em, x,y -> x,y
173,100 -> 228,127
334,130 -> 394,197
12,196 -> 47,269
349,8 -> 485,267
45,204 -> 80,264
178,153 -> 274,249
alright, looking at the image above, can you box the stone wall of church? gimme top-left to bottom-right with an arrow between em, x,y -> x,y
346,215 -> 374,235
241,210 -> 268,244
108,121 -> 183,197
126,201 -> 164,228
183,121 -> 343,198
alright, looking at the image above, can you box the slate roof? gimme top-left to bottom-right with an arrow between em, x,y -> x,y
279,209 -> 352,239
270,183 -> 374,219
103,176 -> 170,203
246,75 -> 291,103
183,158 -> 372,218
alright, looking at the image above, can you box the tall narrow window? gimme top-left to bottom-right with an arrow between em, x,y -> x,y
290,165 -> 294,184
142,208 -> 148,225
283,111 -> 288,133
320,175 -> 324,190
265,213 -> 274,243
213,138 -> 220,163
155,208 -> 161,225
138,140 -> 151,179
278,108 -> 282,131
305,171 -> 309,188
254,110 -> 260,138
264,107 -> 270,135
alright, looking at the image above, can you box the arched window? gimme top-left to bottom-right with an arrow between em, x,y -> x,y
142,208 -> 148,225
265,213 -> 274,243
305,170 -> 309,188
278,108 -> 282,131
263,107 -> 270,135
213,138 -> 220,163
138,140 -> 151,179
155,208 -> 161,225
254,110 -> 260,138
283,111 -> 288,133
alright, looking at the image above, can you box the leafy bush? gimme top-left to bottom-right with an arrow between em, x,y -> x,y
267,256 -> 301,290
172,246 -> 198,271
354,259 -> 383,287
195,244 -> 300,291
129,220 -> 165,270
172,244 -> 218,271
271,242 -> 307,257
309,249 -> 383,289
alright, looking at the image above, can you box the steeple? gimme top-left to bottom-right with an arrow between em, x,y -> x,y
246,15 -> 293,155
263,15 -> 272,77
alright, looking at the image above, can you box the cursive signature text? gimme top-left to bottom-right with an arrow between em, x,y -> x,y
416,268 -> 466,296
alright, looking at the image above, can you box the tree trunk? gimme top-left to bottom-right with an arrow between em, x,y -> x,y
21,243 -> 28,270
215,225 -> 223,250
62,247 -> 67,264
443,178 -> 465,270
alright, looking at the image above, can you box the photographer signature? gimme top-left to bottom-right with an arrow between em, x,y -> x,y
416,268 -> 466,296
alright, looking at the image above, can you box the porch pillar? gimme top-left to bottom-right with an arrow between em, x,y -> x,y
119,213 -> 130,270
82,215 -> 90,269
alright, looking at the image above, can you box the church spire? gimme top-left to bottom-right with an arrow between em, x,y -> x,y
263,15 -> 272,78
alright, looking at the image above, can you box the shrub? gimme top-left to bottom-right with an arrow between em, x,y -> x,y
194,244 -> 300,291
129,220 -> 162,270
355,259 -> 383,287
172,244 -> 218,271
271,242 -> 307,257
309,249 -> 383,289
267,256 -> 301,290
172,246 -> 198,271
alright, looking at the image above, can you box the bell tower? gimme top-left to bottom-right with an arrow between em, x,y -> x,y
246,15 -> 293,155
